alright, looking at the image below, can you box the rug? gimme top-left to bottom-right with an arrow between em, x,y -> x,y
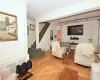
58,67 -> 78,80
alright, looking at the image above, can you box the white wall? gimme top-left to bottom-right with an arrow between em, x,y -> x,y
62,20 -> 94,42
50,20 -> 99,52
0,0 -> 28,66
39,22 -> 56,51
62,20 -> 98,51
27,19 -> 36,48
39,23 -> 45,32
37,19 -> 99,52
92,20 -> 99,52
39,23 -> 50,51
35,0 -> 100,49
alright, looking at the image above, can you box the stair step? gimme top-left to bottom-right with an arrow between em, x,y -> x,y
31,44 -> 36,48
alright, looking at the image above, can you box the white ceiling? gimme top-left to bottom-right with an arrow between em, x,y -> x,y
27,0 -> 84,20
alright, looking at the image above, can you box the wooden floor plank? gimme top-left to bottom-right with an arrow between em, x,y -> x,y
28,50 -> 90,80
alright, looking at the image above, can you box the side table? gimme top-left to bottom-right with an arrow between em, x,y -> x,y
62,52 -> 69,66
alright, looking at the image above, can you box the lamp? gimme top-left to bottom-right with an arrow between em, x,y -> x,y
86,19 -> 89,24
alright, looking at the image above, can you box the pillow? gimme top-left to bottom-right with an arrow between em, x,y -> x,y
3,73 -> 17,80
0,76 -> 2,80
0,67 -> 11,79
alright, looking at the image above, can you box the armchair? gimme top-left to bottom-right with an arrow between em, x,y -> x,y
91,63 -> 100,80
91,54 -> 100,80
74,43 -> 95,66
28,48 -> 44,58
0,67 -> 17,80
51,41 -> 66,58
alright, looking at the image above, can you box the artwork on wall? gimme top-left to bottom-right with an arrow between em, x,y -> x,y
0,11 -> 18,41
27,26 -> 29,35
50,30 -> 53,40
30,24 -> 35,31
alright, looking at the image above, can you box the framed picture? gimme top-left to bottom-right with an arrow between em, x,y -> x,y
0,11 -> 18,41
27,26 -> 29,35
30,24 -> 35,31
50,30 -> 53,40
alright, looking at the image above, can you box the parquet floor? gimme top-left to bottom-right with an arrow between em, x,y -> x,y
28,50 -> 90,80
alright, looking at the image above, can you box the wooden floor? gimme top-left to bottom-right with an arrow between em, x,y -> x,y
29,50 -> 90,80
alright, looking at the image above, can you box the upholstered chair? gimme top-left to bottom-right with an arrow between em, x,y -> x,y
51,41 -> 66,58
0,67 -> 17,80
91,54 -> 100,80
74,43 -> 95,66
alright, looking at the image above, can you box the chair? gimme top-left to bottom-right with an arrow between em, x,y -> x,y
28,41 -> 44,58
91,63 -> 100,80
74,43 -> 95,67
91,54 -> 100,80
0,67 -> 17,80
51,41 -> 66,58
28,48 -> 44,58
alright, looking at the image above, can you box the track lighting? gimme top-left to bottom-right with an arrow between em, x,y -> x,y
58,15 -> 100,25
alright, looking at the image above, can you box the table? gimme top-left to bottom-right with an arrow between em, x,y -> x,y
61,42 -> 78,49
62,53 -> 69,65
61,42 -> 71,65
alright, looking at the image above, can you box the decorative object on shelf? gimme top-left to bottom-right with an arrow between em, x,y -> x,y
58,25 -> 62,30
70,36 -> 79,40
0,11 -> 18,41
88,39 -> 92,43
27,26 -> 29,35
57,22 -> 62,30
30,24 -> 35,31
70,41 -> 78,45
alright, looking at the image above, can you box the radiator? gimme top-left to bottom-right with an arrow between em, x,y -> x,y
0,54 -> 29,73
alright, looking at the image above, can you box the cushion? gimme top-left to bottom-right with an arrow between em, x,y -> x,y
92,63 -> 100,72
3,73 -> 17,80
0,76 -> 2,80
92,72 -> 100,80
0,67 -> 11,79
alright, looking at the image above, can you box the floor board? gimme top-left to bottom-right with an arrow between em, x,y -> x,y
28,50 -> 90,80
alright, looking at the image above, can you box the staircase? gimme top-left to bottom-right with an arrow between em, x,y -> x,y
39,22 -> 50,42
28,41 -> 36,54
28,22 -> 50,58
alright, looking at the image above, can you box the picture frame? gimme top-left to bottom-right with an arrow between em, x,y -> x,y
0,11 -> 18,41
30,24 -> 35,31
50,30 -> 53,40
27,26 -> 29,35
